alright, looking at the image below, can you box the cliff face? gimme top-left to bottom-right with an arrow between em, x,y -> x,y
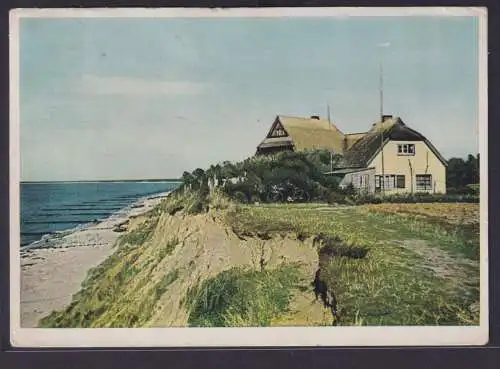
146,211 -> 319,327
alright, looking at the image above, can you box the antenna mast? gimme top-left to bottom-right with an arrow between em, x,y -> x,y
379,62 -> 384,121
327,103 -> 333,172
379,60 -> 385,195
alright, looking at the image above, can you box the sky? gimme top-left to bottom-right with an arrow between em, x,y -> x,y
19,15 -> 479,181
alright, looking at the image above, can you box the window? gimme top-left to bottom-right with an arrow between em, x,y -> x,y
396,175 -> 405,189
270,123 -> 287,138
375,174 -> 405,190
416,174 -> 432,191
358,174 -> 369,189
375,175 -> 394,189
397,144 -> 415,156
375,175 -> 397,190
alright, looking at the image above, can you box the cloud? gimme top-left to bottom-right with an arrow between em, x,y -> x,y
78,75 -> 208,96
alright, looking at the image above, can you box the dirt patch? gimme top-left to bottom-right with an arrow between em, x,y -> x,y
397,239 -> 477,282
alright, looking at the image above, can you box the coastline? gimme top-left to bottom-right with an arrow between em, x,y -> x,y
20,191 -> 171,328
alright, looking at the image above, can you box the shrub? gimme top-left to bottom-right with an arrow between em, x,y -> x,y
356,193 -> 480,205
183,149 -> 345,204
327,191 -> 347,205
447,186 -> 479,196
233,191 -> 249,204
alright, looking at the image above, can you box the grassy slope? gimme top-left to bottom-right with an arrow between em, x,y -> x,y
225,203 -> 480,325
39,208 -> 180,328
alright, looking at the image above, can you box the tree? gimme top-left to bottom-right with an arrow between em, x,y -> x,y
181,171 -> 195,192
192,168 -> 205,189
446,153 -> 479,191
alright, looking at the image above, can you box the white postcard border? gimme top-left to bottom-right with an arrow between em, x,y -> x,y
9,6 -> 489,348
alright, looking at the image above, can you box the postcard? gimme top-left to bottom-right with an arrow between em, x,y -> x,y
9,7 -> 488,347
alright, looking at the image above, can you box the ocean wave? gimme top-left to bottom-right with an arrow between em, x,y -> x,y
42,206 -> 124,211
23,220 -> 98,225
26,211 -> 115,217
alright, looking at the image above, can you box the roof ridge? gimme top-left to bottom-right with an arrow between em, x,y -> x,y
345,131 -> 367,136
278,114 -> 328,120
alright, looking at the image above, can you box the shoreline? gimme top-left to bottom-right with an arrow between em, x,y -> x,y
20,191 -> 171,328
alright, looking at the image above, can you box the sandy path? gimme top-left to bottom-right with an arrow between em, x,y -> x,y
20,192 -> 170,328
397,239 -> 478,281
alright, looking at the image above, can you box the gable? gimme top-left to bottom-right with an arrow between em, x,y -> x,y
267,121 -> 288,138
366,140 -> 447,168
256,117 -> 294,154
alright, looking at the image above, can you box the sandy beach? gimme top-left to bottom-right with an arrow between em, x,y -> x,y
20,192 -> 170,328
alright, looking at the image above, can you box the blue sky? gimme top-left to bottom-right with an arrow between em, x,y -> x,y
20,16 -> 479,181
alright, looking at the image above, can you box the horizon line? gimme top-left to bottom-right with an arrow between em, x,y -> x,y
21,179 -> 183,184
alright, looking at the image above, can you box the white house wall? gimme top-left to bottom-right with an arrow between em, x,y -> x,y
339,168 -> 376,194
367,140 -> 446,194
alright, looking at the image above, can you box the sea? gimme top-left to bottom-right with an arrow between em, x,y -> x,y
20,181 -> 181,248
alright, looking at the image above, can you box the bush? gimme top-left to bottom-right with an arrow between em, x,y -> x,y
326,191 -> 347,205
249,194 -> 262,204
182,149 -> 345,204
233,191 -> 249,204
351,192 -> 480,205
447,186 -> 478,196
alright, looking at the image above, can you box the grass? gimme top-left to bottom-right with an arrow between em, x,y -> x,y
186,265 -> 301,327
118,215 -> 160,246
159,190 -> 212,215
39,222 -> 181,328
224,202 -> 480,326
323,248 -> 478,325
360,203 -> 480,260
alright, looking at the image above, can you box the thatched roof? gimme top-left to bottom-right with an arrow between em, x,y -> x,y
338,117 -> 447,168
325,167 -> 375,175
344,132 -> 367,150
256,115 -> 345,154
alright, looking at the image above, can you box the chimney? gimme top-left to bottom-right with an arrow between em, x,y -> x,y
310,115 -> 320,120
382,114 -> 393,122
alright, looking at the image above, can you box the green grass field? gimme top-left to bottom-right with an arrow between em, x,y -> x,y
223,202 -> 480,326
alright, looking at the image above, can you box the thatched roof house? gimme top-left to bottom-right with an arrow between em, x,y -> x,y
256,115 -> 349,155
328,115 -> 448,194
256,114 -> 448,194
